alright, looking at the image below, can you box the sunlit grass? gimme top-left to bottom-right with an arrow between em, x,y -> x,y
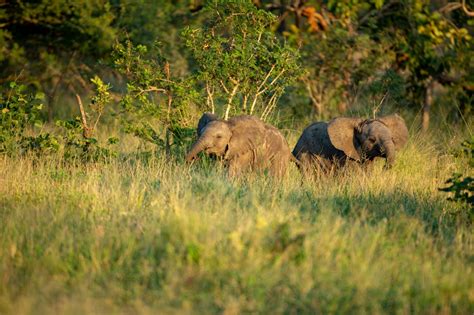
0,131 -> 472,314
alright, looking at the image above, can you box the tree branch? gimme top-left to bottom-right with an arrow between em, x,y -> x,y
440,0 -> 474,16
261,92 -> 279,121
224,83 -> 239,120
439,2 -> 462,14
462,0 -> 474,16
136,87 -> 167,96
358,0 -> 399,26
206,82 -> 215,114
75,94 -> 92,139
220,80 -> 230,94
256,64 -> 275,94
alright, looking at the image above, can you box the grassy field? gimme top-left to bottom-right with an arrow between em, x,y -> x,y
0,128 -> 473,314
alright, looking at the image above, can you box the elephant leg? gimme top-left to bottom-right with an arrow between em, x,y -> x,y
269,157 -> 288,178
295,153 -> 312,178
228,152 -> 253,177
362,158 -> 375,172
297,153 -> 330,180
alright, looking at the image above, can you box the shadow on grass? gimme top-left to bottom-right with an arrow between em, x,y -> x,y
289,187 -> 459,238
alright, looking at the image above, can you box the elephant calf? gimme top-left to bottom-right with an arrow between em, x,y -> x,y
186,113 -> 292,177
292,114 -> 408,174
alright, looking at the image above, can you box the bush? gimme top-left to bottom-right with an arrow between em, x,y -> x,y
294,25 -> 392,118
56,76 -> 118,161
440,137 -> 474,221
0,82 -> 59,155
113,40 -> 197,153
182,0 -> 300,120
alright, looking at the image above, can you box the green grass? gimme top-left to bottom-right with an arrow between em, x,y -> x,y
0,132 -> 473,314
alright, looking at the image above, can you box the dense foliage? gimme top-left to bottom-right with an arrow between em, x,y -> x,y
440,137 -> 474,217
0,82 -> 57,154
1,0 -> 472,124
183,0 -> 300,119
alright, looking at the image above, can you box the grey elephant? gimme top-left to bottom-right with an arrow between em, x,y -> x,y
186,113 -> 292,177
292,114 -> 409,173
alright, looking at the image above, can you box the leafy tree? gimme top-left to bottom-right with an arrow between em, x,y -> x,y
355,0 -> 473,130
111,0 -> 198,77
256,1 -> 399,118
0,0 -> 117,120
297,26 -> 392,118
182,0 -> 300,120
112,40 -> 198,154
0,1 -> 208,121
257,0 -> 472,124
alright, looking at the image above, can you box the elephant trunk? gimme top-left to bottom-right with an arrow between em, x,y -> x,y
185,138 -> 209,162
380,135 -> 396,168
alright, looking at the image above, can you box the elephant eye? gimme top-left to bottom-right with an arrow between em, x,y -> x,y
216,134 -> 222,139
369,137 -> 376,143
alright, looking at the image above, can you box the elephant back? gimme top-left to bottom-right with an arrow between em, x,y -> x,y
260,124 -> 291,176
263,124 -> 291,158
226,115 -> 267,160
294,121 -> 347,160
229,115 -> 291,175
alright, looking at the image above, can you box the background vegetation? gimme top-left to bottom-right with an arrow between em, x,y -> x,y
1,0 -> 473,313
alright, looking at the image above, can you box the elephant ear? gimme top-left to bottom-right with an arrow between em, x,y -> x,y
197,112 -> 219,137
225,116 -> 266,159
327,117 -> 363,161
379,114 -> 409,150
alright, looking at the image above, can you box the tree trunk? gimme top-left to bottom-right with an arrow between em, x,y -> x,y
47,94 -> 54,123
422,78 -> 434,132
165,128 -> 171,158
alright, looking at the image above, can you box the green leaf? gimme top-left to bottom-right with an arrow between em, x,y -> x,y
373,0 -> 384,9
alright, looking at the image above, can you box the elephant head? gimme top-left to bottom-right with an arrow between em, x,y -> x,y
355,119 -> 397,165
378,114 -> 409,151
186,119 -> 232,162
197,112 -> 219,137
327,114 -> 408,167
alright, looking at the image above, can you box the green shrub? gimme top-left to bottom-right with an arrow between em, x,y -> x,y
0,82 -> 59,155
56,76 -> 118,161
440,137 -> 474,221
182,0 -> 300,120
294,25 -> 391,118
112,40 -> 197,153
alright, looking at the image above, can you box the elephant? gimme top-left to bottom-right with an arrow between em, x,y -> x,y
186,113 -> 292,177
197,112 -> 219,137
292,114 -> 408,173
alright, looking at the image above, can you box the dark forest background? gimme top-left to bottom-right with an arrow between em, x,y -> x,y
1,0 -> 473,155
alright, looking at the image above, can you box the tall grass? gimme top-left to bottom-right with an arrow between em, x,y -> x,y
0,131 -> 472,314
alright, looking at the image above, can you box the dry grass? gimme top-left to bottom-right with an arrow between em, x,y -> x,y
0,130 -> 472,314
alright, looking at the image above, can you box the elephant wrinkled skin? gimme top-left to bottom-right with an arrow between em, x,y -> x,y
186,113 -> 292,177
292,114 -> 408,174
